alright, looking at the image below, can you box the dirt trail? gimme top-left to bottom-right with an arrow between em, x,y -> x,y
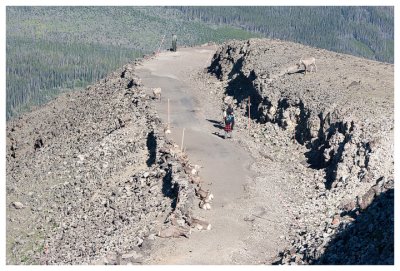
136,47 -> 262,264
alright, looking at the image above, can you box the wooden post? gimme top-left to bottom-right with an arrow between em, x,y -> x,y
181,128 -> 185,152
165,99 -> 171,134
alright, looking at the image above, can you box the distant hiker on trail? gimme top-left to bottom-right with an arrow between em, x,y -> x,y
223,104 -> 235,139
172,34 -> 177,52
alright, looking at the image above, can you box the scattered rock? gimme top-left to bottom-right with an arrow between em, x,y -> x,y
121,251 -> 142,260
6,60 -> 198,264
11,202 -> 24,209
331,215 -> 340,226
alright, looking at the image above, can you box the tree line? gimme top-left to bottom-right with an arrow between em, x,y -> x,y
6,36 -> 141,119
6,6 -> 259,119
7,6 -> 393,120
171,6 -> 394,63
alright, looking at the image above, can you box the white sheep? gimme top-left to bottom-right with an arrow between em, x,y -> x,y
152,88 -> 162,100
297,57 -> 317,75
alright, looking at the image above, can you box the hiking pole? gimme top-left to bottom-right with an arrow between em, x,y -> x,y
181,128 -> 185,152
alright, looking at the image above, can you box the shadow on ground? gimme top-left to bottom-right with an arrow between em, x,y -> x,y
211,131 -> 227,139
146,131 -> 157,167
207,119 -> 224,130
162,166 -> 179,210
313,188 -> 394,265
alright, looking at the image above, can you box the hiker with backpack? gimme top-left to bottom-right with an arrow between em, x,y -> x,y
223,104 -> 235,139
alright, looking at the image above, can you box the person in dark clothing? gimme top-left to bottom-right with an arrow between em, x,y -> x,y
172,34 -> 177,52
223,104 -> 235,138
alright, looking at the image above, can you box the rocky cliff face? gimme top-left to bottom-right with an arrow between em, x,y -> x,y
208,38 -> 394,264
6,60 -> 196,264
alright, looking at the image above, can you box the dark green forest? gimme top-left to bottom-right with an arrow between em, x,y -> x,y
172,6 -> 394,63
6,6 -> 394,120
6,6 -> 258,119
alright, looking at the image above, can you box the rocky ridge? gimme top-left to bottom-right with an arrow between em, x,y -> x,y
207,38 -> 394,264
6,58 -> 200,264
6,39 -> 394,265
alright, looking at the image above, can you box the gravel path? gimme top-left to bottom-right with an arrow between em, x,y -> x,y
136,47 -> 291,264
137,46 -> 300,264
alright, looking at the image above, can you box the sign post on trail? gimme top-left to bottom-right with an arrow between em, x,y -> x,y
165,98 -> 171,134
181,128 -> 185,152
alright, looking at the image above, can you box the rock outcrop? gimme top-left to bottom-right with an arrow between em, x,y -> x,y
208,38 -> 394,264
6,59 -> 197,264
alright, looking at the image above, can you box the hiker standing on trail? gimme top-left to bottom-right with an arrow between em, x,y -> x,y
172,34 -> 177,52
223,104 -> 235,139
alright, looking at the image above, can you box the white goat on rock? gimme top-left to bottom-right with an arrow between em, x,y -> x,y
297,57 -> 317,75
152,87 -> 162,100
